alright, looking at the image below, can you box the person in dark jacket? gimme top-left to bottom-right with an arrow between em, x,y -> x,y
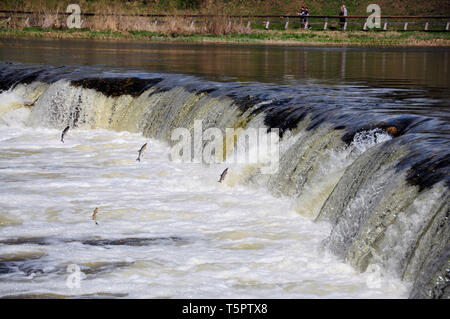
298,6 -> 306,28
339,5 -> 347,28
304,7 -> 311,29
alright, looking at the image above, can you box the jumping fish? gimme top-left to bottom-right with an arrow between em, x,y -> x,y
136,143 -> 148,162
218,168 -> 228,183
24,98 -> 37,107
92,207 -> 99,225
61,126 -> 70,143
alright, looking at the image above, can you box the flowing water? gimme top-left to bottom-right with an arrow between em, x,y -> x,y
0,39 -> 448,298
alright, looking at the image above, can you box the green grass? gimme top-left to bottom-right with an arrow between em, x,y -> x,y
1,26 -> 449,48
22,26 -> 52,33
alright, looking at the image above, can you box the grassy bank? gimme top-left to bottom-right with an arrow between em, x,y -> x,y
1,26 -> 449,47
1,0 -> 448,16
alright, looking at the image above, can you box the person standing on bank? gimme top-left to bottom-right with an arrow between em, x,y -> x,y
298,6 -> 307,28
304,6 -> 311,29
339,5 -> 348,29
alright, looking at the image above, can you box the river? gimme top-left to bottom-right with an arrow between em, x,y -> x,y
0,38 -> 448,298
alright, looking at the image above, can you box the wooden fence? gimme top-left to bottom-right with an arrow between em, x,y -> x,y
0,10 -> 449,32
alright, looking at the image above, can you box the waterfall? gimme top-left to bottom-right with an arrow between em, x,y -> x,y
1,62 -> 448,298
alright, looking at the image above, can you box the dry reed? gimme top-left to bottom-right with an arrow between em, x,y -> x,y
3,9 -> 251,35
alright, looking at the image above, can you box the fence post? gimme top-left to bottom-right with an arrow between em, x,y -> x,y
424,22 -> 429,31
265,18 -> 270,30
403,21 -> 408,31
284,18 -> 289,30
323,17 -> 328,30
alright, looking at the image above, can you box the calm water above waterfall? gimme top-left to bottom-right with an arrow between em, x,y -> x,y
0,38 -> 448,298
1,38 -> 449,90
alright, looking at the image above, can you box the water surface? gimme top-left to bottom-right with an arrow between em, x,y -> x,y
0,38 -> 449,89
0,37 -> 448,298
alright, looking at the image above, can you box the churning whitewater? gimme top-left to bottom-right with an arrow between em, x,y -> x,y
0,92 -> 406,298
0,61 -> 448,298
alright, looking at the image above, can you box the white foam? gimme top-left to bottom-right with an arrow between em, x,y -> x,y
0,124 -> 409,298
0,91 -> 26,116
351,128 -> 392,155
0,107 -> 31,127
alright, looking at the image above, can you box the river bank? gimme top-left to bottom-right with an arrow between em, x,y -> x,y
1,27 -> 450,48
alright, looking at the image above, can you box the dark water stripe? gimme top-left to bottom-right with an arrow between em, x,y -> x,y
81,236 -> 185,246
2,292 -> 129,299
0,256 -> 135,281
0,256 -> 45,276
71,77 -> 163,98
0,236 -> 186,247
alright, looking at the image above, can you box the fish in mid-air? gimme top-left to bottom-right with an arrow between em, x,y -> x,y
92,207 -> 99,225
61,126 -> 70,143
136,143 -> 148,162
218,168 -> 228,183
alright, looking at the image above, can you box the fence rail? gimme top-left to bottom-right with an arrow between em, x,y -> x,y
0,10 -> 449,32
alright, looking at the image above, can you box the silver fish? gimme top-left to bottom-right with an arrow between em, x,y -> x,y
136,143 -> 148,162
92,207 -> 99,225
218,168 -> 228,183
61,126 -> 70,143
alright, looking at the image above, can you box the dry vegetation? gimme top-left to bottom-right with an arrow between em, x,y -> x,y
1,0 -> 448,16
1,1 -> 255,35
2,13 -> 251,35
